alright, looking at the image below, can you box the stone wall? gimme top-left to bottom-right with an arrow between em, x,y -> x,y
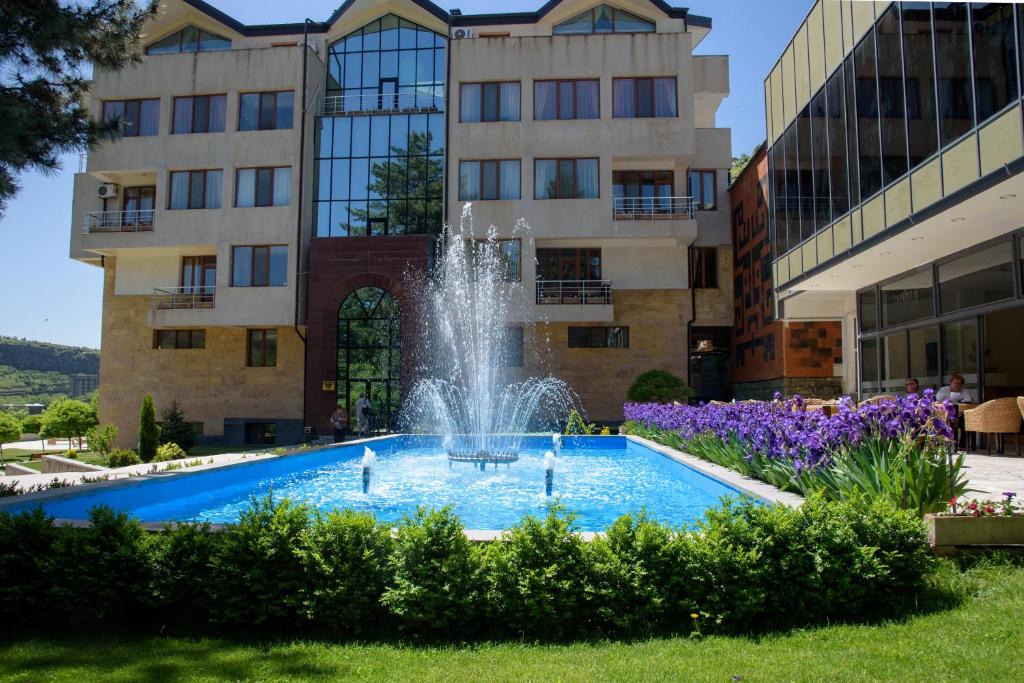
732,377 -> 845,401
99,258 -> 305,448
41,455 -> 108,474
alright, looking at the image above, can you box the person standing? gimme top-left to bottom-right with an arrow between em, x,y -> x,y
355,393 -> 373,437
330,404 -> 348,443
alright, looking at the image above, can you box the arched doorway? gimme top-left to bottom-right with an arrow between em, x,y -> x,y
338,287 -> 401,432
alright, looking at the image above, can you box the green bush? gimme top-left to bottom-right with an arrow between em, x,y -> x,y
0,411 -> 23,449
382,506 -> 481,636
86,423 -> 118,457
159,400 -> 196,452
148,522 -> 220,630
138,395 -> 159,462
19,413 -> 43,435
627,369 -> 695,404
563,408 -> 596,435
153,442 -> 186,462
107,448 -> 141,468
62,449 -> 78,459
0,507 -> 61,627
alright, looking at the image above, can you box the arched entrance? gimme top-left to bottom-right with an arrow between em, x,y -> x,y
338,287 -> 401,433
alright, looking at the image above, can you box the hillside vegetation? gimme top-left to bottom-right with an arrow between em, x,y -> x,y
0,337 -> 99,404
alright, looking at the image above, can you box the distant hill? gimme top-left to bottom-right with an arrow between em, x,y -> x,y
0,337 -> 99,403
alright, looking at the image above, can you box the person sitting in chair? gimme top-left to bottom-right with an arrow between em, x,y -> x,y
935,373 -> 976,404
904,378 -> 920,396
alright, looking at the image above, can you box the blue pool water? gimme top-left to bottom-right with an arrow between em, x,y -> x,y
1,436 -> 754,531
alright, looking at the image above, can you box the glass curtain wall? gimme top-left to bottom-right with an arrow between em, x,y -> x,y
768,2 -> 1023,262
316,16 -> 445,237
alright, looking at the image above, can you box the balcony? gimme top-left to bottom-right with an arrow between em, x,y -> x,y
320,92 -> 443,117
82,210 -> 154,234
151,287 -> 215,311
612,196 -> 695,220
536,280 -> 612,305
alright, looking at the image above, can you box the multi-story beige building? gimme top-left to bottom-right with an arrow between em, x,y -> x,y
71,0 -> 732,446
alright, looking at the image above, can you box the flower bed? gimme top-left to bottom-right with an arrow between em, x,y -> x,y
926,492 -> 1024,554
623,391 -> 967,514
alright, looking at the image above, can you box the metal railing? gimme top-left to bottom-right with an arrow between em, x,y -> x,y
320,92 -> 443,116
83,210 -> 155,233
612,196 -> 695,219
536,280 -> 612,305
152,286 -> 215,310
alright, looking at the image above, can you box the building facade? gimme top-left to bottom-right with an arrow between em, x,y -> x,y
729,144 -> 843,400
70,0 -> 732,446
764,1 -> 1024,401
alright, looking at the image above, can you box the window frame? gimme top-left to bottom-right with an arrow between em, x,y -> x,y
687,169 -> 717,210
172,94 -> 227,134
567,326 -> 630,348
533,78 -> 600,120
102,98 -> 160,137
689,247 -> 718,289
153,329 -> 206,350
458,159 -> 521,201
231,245 -> 288,288
611,77 -> 677,118
246,329 -> 278,368
238,91 -> 295,131
168,169 -> 222,210
537,247 -> 602,281
534,157 -> 600,199
459,81 -> 521,123
145,26 -> 231,55
234,166 -> 292,207
553,5 -> 656,35
472,237 -> 522,282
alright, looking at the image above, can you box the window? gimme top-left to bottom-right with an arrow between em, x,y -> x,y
553,5 -> 654,35
232,246 -> 288,287
244,422 -> 277,444
120,186 -> 155,228
180,256 -> 216,295
933,4 -> 973,145
172,95 -> 227,134
102,99 -> 159,137
688,170 -> 716,210
534,79 -> 599,120
612,78 -> 676,118
247,329 -> 278,367
502,326 -> 524,367
146,26 -> 231,55
859,289 -> 878,333
239,91 -> 295,131
689,247 -> 718,289
459,160 -> 520,200
169,170 -> 222,209
235,167 -> 292,207
612,170 -> 674,212
460,82 -> 519,122
938,241 -> 1015,314
472,238 -> 521,281
972,2 -> 1017,124
534,158 -> 599,199
880,269 -> 934,327
568,326 -> 629,348
154,329 -> 206,349
902,3 -> 938,171
537,248 -> 602,280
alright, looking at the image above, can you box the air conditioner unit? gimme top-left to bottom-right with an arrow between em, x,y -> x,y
97,183 -> 118,199
451,27 -> 473,39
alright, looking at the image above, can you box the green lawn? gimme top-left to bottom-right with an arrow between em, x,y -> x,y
0,562 -> 1021,682
1,449 -> 105,471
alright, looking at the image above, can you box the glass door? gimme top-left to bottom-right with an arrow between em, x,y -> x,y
122,186 -> 155,230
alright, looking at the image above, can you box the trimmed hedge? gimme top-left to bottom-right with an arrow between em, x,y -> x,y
0,495 -> 934,640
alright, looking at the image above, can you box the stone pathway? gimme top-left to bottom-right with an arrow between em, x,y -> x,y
961,451 -> 1024,499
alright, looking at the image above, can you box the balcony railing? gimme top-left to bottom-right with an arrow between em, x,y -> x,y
612,196 -> 695,219
152,287 -> 215,310
320,92 -> 443,117
536,280 -> 612,305
83,210 -> 155,233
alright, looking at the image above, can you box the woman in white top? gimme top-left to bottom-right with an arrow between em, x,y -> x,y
935,373 -> 976,404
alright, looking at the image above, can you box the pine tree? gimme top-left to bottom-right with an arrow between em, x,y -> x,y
0,0 -> 159,214
159,400 -> 195,452
138,394 -> 159,462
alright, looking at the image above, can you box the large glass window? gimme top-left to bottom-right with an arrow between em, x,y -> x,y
102,99 -> 160,137
876,5 -> 908,186
854,30 -> 882,199
881,331 -> 910,394
534,80 -> 599,120
809,89 -> 830,230
933,3 -> 974,144
169,170 -> 222,209
782,122 -> 802,249
859,288 -> 879,333
568,326 -> 629,348
537,248 -> 602,280
844,56 -> 861,207
154,329 -> 206,350
472,239 -> 521,282
942,318 -> 979,389
860,338 -> 880,394
908,325 -> 941,391
971,2 -> 1017,124
459,160 -> 520,200
902,2 -> 939,170
534,159 -> 599,199
796,105 -> 813,239
460,82 -> 520,122
172,95 -> 226,134
771,137 -> 789,255
247,329 -> 278,368
239,92 -> 294,131
146,26 -> 230,55
235,167 -> 291,208
612,170 -> 674,213
337,287 -> 401,430
687,170 -> 716,210
881,269 -> 934,327
938,240 -> 1015,313
612,78 -> 676,118
553,5 -> 654,34
825,69 -> 850,219
232,245 -> 288,287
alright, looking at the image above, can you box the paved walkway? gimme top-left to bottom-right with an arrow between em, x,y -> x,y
961,451 -> 1024,498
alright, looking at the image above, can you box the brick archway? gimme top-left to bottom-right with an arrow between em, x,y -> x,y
304,236 -> 430,435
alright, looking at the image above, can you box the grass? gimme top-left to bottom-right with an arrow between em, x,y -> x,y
1,449 -> 105,471
0,561 -> 1021,682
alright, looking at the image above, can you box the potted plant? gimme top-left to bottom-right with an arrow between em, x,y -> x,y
925,492 -> 1024,555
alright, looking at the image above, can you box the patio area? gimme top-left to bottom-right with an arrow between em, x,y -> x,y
961,451 -> 1024,498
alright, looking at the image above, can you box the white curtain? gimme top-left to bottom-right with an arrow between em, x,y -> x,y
459,161 -> 480,200
499,160 -> 520,199
204,171 -> 223,209
576,159 -> 599,198
236,169 -> 255,207
273,167 -> 292,206
654,78 -> 677,117
170,172 -> 189,209
612,79 -> 634,117
460,83 -> 481,122
534,160 -> 556,199
500,82 -> 520,121
534,82 -> 557,120
575,80 -> 599,119
208,95 -> 227,132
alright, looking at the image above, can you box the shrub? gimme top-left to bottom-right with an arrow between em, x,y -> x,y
19,413 -> 42,435
153,442 -> 186,462
107,448 -> 141,468
563,408 -> 596,435
482,504 -> 595,639
148,522 -> 220,630
138,395 -> 159,462
159,401 -> 196,452
297,509 -> 393,636
626,369 -> 695,404
62,449 -> 78,459
382,506 -> 480,635
0,412 -> 22,452
0,507 -> 61,628
86,423 -> 118,457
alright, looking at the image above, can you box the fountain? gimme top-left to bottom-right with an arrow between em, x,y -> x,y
361,447 -> 375,493
404,205 -> 577,465
552,433 -> 562,457
544,450 -> 556,496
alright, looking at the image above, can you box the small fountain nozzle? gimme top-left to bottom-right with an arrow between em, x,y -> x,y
544,450 -> 556,496
361,447 -> 376,493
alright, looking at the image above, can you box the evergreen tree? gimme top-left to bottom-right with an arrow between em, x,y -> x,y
159,400 -> 195,452
0,0 -> 159,214
138,394 -> 159,462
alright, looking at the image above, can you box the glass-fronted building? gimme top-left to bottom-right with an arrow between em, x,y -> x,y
764,1 -> 1024,400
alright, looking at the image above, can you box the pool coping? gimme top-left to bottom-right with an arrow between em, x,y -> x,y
0,433 -> 803,540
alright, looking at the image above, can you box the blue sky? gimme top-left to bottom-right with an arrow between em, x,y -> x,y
0,0 -> 809,349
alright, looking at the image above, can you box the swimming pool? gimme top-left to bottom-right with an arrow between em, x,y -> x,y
0,436 -> 761,531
